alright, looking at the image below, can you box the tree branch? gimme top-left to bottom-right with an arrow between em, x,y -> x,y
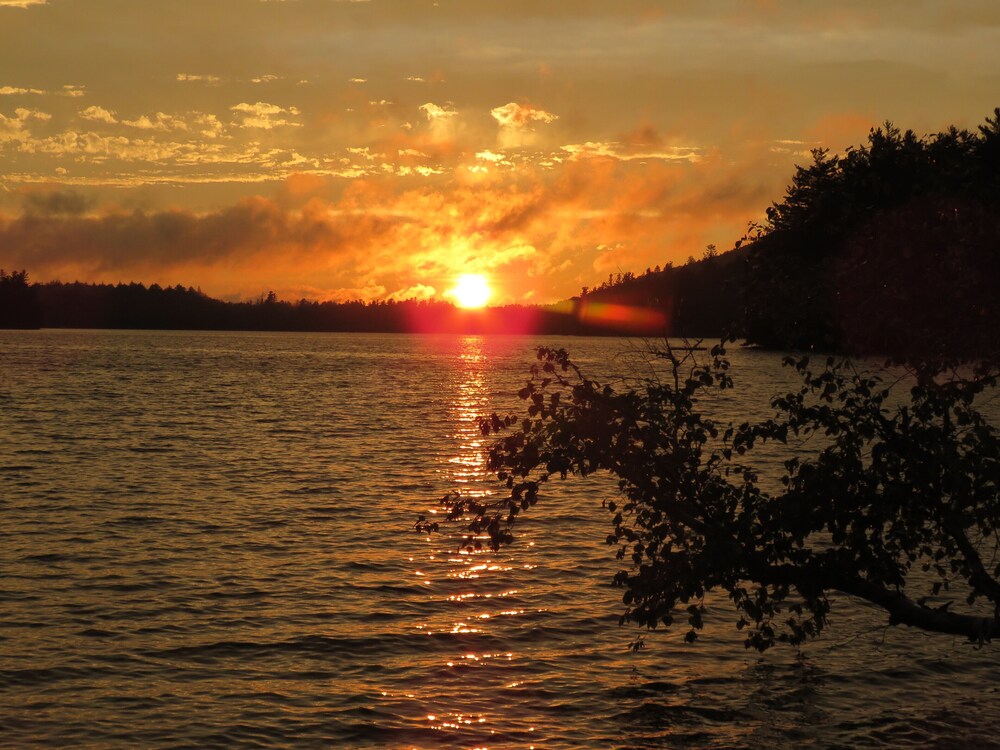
744,561 -> 1000,643
836,575 -> 999,643
942,518 -> 1000,607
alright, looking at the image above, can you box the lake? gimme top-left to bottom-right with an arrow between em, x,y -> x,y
2,330 -> 999,749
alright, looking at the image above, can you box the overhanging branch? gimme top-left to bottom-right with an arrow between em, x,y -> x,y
837,575 -> 999,643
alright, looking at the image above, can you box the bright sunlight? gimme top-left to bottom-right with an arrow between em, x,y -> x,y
450,274 -> 492,308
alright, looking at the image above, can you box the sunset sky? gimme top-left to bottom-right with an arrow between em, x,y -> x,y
1,1 -> 999,304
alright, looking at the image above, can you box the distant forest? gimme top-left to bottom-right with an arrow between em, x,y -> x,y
3,109 -> 999,355
0,272 -> 683,337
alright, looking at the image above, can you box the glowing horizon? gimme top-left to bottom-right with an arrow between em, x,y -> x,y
1,2 -> 998,304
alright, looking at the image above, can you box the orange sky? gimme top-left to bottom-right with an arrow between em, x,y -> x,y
1,0 -> 999,303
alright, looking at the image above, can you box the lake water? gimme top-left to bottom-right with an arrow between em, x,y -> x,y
2,330 -> 999,749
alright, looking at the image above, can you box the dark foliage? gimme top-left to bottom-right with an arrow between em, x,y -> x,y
0,269 -> 42,329
576,249 -> 746,339
580,109 -> 1000,362
421,345 -> 1000,649
743,110 -> 1000,366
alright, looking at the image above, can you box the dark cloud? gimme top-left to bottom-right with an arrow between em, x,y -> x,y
0,197 -> 396,274
21,189 -> 93,216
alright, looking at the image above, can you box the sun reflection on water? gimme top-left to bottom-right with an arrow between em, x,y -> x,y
401,336 -> 543,746
445,337 -> 491,496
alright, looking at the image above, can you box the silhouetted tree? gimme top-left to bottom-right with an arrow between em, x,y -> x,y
743,109 -> 1000,361
0,269 -> 42,328
421,343 -> 1000,649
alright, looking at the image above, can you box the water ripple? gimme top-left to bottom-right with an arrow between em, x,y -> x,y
2,330 -> 1000,748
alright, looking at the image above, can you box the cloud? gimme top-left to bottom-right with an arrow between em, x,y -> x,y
490,102 -> 558,129
348,77 -> 367,84
176,73 -> 222,84
1,111 -> 318,178
388,283 -> 435,301
419,102 -> 457,121
320,283 -> 387,302
416,102 -> 461,141
21,188 -> 93,216
769,138 -> 815,157
560,141 -> 701,163
193,112 -> 225,138
0,136 -> 785,305
230,101 -> 302,128
121,112 -> 188,131
0,196 -> 374,273
0,86 -> 46,95
79,105 -> 118,124
475,149 -> 510,168
0,192 -> 435,303
474,150 -> 505,162
0,0 -> 47,7
347,146 -> 377,161
490,102 -> 558,148
0,107 -> 50,143
25,109 -> 52,121
24,131 -> 198,162
251,74 -> 280,84
1,83 -> 85,99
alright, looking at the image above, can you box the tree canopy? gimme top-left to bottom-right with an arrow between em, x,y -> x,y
743,109 -> 1000,363
0,269 -> 42,329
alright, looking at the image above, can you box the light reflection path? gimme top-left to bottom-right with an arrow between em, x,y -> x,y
406,337 -> 544,747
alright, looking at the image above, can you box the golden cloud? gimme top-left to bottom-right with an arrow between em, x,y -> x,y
230,101 -> 302,129
0,107 -> 50,143
121,112 -> 188,131
388,283 -> 436,301
418,102 -> 457,121
490,102 -> 558,129
0,85 -> 47,95
176,73 -> 222,84
490,102 -> 558,148
79,105 -> 118,124
561,141 -> 701,163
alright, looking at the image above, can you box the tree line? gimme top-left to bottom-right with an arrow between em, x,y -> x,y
577,109 -> 1000,363
0,274 -> 664,336
742,109 -> 1000,365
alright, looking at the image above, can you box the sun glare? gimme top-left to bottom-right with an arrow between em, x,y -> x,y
451,274 -> 492,309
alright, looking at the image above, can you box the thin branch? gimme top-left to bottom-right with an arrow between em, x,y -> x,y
942,518 -> 1000,606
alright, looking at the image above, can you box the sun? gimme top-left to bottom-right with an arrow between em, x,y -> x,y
450,273 -> 492,309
